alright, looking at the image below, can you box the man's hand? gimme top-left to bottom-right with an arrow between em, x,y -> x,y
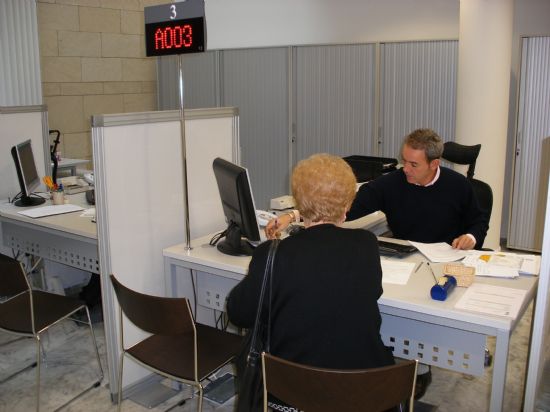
452,234 -> 475,250
265,213 -> 293,239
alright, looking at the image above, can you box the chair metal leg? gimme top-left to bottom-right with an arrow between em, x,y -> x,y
118,351 -> 125,412
36,335 -> 42,412
84,306 -> 104,380
197,384 -> 203,412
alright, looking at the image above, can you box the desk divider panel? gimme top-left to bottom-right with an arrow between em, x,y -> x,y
0,106 -> 49,202
92,108 -> 239,398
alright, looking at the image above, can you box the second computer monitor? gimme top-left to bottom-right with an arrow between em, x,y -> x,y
11,139 -> 45,207
212,157 -> 261,256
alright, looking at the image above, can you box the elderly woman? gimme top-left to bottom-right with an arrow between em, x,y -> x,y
227,153 -> 394,410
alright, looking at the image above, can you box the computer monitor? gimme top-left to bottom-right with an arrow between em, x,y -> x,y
212,157 -> 262,256
11,139 -> 45,207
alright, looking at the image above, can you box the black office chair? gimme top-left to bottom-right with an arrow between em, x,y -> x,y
441,141 -> 481,179
441,141 -> 493,232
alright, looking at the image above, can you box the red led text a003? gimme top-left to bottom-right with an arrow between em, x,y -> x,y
155,24 -> 193,50
145,16 -> 205,56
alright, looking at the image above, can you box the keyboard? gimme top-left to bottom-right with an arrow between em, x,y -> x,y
377,239 -> 417,256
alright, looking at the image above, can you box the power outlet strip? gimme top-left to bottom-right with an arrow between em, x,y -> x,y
197,287 -> 227,311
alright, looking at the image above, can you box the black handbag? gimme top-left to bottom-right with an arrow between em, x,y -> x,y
235,239 -> 280,412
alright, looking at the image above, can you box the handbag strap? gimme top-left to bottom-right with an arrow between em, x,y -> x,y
249,239 -> 280,355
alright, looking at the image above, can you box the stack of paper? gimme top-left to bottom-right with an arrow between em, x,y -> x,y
462,251 -> 541,278
455,283 -> 527,318
380,259 -> 416,285
409,241 -> 468,263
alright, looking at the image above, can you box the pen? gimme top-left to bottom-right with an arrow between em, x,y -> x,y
427,262 -> 438,284
414,261 -> 424,273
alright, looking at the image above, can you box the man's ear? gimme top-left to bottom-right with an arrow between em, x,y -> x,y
429,158 -> 440,170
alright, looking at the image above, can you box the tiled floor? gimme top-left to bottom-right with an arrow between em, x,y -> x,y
0,299 -> 545,412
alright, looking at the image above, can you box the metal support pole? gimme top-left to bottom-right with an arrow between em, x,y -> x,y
178,55 -> 192,250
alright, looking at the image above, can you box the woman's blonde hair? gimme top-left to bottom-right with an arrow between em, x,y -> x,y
291,153 -> 357,223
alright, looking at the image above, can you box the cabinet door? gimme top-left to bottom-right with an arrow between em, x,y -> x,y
508,37 -> 550,252
294,43 -> 376,161
379,40 -> 458,158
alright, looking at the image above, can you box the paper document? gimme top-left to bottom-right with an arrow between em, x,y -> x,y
455,283 -> 527,318
18,204 -> 84,218
409,241 -> 467,263
463,251 -> 540,276
80,207 -> 96,218
380,259 -> 416,285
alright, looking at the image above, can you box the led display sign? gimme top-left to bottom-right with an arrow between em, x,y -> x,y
145,16 -> 205,56
144,1 -> 206,57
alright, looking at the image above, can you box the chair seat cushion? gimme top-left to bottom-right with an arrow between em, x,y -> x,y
127,324 -> 243,381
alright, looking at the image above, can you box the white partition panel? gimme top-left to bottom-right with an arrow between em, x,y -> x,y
92,108 -> 238,397
524,173 -> 550,411
0,106 -> 50,201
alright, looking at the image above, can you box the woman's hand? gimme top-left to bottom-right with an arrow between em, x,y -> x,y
265,212 -> 294,239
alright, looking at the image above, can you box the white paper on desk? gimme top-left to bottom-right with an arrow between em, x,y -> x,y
518,255 -> 541,276
80,207 -> 96,217
409,241 -> 467,263
17,204 -> 84,218
380,259 -> 415,285
463,251 -> 540,276
474,264 -> 518,278
454,283 -> 527,318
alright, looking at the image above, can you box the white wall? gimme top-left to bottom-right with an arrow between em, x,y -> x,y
205,0 -> 460,49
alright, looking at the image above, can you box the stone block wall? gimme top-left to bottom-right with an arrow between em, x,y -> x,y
37,0 -> 165,167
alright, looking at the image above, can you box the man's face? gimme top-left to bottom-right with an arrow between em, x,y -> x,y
401,144 -> 439,186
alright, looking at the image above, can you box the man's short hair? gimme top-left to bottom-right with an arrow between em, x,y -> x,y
403,128 -> 444,162
291,153 -> 357,223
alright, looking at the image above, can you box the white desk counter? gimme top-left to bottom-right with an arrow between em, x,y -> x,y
0,193 -> 98,273
164,227 -> 537,412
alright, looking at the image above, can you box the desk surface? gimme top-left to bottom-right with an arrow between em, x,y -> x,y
164,230 -> 538,333
0,193 -> 97,240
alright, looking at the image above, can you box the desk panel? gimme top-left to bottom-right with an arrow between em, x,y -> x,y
0,195 -> 98,273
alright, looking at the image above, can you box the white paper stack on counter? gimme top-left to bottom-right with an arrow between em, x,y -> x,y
462,251 -> 541,278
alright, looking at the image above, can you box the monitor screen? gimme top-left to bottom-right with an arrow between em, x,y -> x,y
11,139 -> 45,207
212,157 -> 261,256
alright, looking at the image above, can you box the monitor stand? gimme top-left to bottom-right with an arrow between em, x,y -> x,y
14,194 -> 45,207
217,224 -> 254,256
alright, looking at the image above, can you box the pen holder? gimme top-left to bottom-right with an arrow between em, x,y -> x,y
430,275 -> 457,301
51,191 -> 65,205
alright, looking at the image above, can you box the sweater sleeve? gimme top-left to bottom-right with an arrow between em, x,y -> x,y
347,180 -> 384,221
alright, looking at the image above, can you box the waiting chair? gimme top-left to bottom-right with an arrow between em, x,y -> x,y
0,253 -> 104,411
442,141 -> 481,179
261,352 -> 417,412
109,274 -> 243,412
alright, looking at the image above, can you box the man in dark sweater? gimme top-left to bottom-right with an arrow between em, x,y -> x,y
348,128 -> 488,249
268,128 -> 488,250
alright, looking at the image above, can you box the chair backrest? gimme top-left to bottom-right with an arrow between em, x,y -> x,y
442,141 -> 481,179
0,253 -> 31,298
109,274 -> 195,337
471,178 -> 493,220
262,353 -> 417,412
